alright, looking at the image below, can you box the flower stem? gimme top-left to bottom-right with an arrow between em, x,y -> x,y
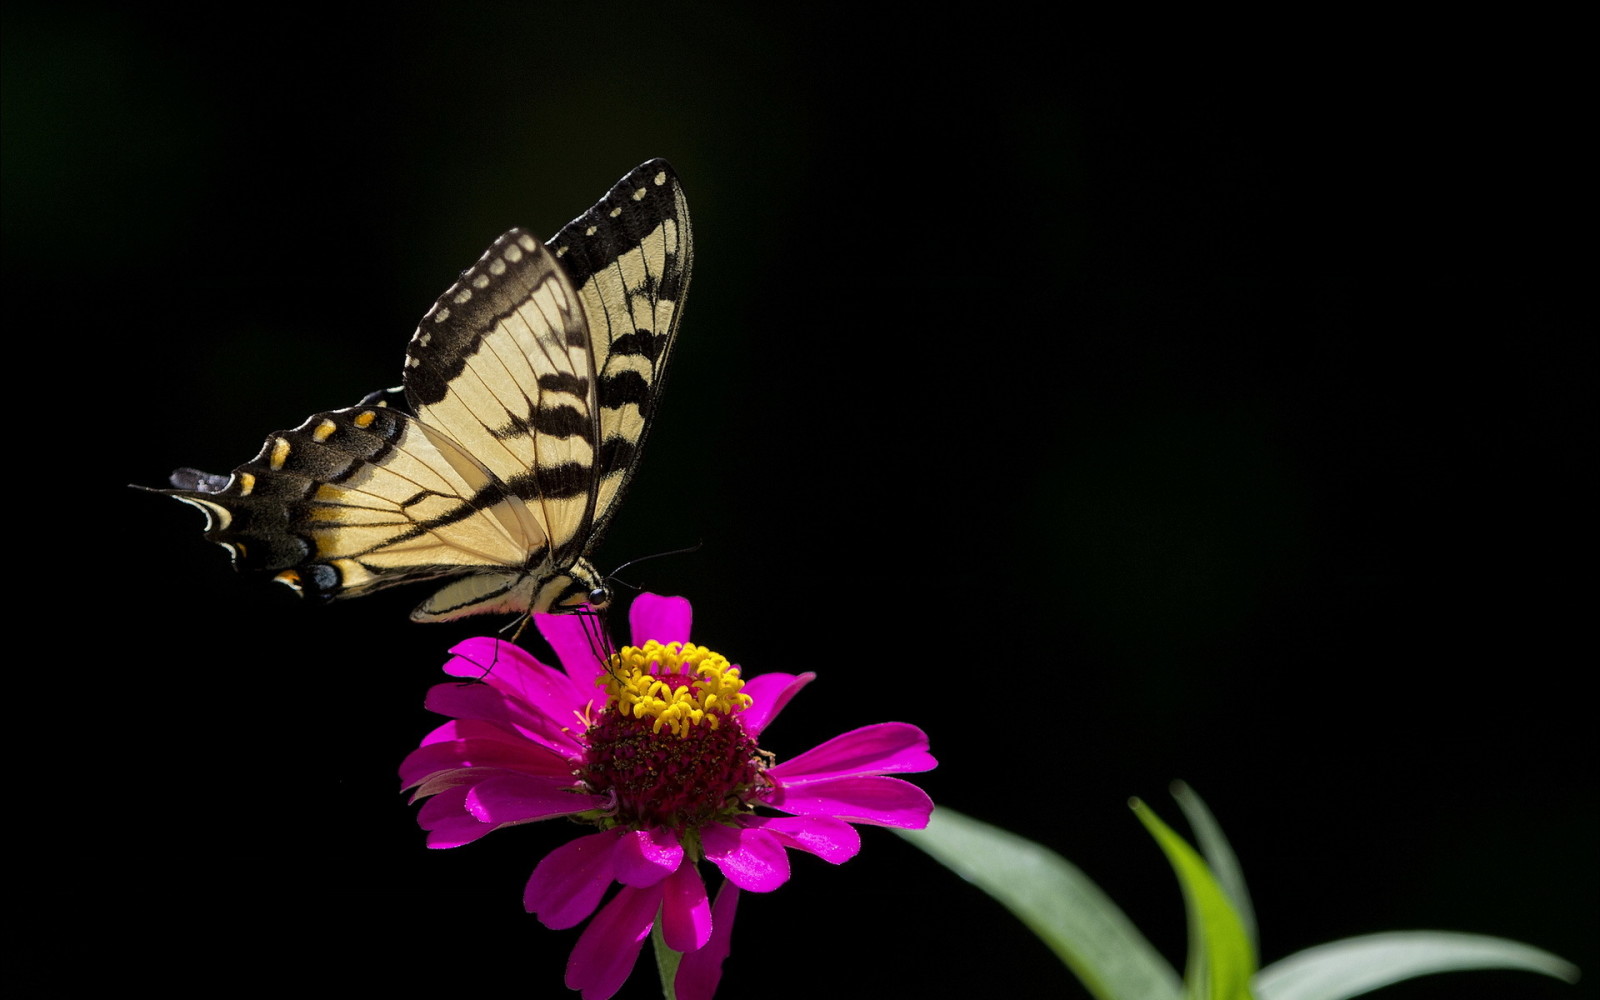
651,919 -> 682,1000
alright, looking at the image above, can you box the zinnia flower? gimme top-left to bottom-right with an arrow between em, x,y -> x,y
399,593 -> 936,1000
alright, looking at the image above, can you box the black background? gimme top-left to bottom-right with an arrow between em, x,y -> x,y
6,8 -> 1592,998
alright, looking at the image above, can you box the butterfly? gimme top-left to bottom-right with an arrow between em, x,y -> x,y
154,159 -> 692,621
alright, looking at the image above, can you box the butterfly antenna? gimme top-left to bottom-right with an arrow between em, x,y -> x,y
605,541 -> 704,595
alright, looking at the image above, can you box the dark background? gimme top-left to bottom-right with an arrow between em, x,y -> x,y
6,8 -> 1591,998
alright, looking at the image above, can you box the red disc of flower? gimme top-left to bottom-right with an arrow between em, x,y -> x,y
399,593 -> 937,1000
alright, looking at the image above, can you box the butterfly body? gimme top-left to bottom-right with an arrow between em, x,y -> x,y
159,160 -> 692,621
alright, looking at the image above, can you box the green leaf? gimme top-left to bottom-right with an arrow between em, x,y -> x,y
1170,782 -> 1256,953
895,807 -> 1182,1000
1132,799 -> 1257,1000
1253,930 -> 1579,1000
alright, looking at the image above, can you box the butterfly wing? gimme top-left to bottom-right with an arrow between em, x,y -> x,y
547,160 -> 694,549
163,387 -> 547,605
398,226 -> 598,619
153,160 -> 692,622
398,159 -> 693,618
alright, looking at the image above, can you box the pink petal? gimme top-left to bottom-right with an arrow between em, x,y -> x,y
537,611 -> 614,686
440,642 -> 590,713
465,773 -> 599,824
422,682 -> 586,756
422,680 -> 506,721
418,717 -> 530,748
416,788 -> 499,849
487,657 -> 594,719
659,861 -> 712,953
443,638 -> 598,714
399,736 -> 573,789
762,775 -> 934,828
565,884 -> 659,1000
612,827 -> 684,887
441,637 -> 536,680
524,830 -> 621,929
700,823 -> 791,892
628,592 -> 693,644
675,882 -> 739,1000
767,722 -> 936,782
737,672 -> 814,736
410,765 -> 518,802
744,815 -> 861,864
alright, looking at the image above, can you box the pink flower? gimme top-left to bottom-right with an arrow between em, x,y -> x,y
400,593 -> 936,1000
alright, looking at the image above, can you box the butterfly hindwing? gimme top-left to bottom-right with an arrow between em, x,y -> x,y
165,389 -> 546,605
155,159 -> 692,621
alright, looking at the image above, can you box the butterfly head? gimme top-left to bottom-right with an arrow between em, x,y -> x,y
538,558 -> 612,614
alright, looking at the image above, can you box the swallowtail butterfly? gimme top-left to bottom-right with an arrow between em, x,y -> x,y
154,159 -> 692,621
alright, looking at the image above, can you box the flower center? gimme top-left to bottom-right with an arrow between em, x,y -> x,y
578,641 -> 766,833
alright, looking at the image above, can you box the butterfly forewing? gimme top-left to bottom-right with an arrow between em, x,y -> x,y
153,159 -> 692,621
403,229 -> 594,580
549,162 -> 693,549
